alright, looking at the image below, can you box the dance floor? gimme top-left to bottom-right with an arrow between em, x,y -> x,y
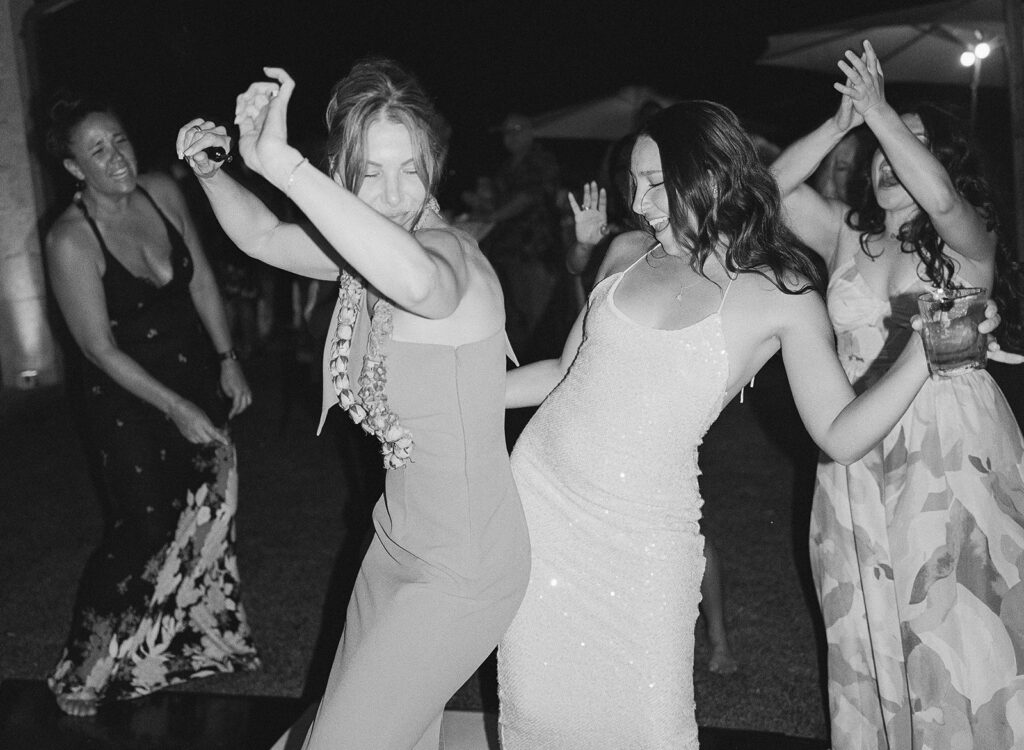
0,679 -> 828,749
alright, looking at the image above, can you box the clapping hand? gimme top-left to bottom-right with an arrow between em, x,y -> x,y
176,120 -> 233,179
834,40 -> 886,119
568,181 -> 609,246
234,66 -> 297,184
831,88 -> 864,135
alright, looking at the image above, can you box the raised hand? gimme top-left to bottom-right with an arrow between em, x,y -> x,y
234,66 -> 297,182
831,89 -> 863,134
176,119 -> 233,179
568,181 -> 609,246
834,40 -> 886,118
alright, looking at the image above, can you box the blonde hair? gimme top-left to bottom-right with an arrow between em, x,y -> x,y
325,58 -> 446,196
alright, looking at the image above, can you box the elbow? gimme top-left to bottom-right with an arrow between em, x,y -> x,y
824,444 -> 869,466
403,267 -> 458,319
925,184 -> 959,217
829,452 -> 858,467
933,196 -> 958,218
82,342 -> 118,370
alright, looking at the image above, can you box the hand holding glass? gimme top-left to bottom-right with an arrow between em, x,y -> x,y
916,287 -> 988,377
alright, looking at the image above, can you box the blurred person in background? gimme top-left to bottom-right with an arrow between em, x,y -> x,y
469,113 -> 562,355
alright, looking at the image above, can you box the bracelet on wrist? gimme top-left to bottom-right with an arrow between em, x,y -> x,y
218,349 -> 239,362
285,157 -> 309,193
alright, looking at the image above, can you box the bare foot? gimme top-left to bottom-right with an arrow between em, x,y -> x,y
708,644 -> 738,675
56,690 -> 99,716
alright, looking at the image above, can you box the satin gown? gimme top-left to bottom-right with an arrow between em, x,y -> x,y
810,255 -> 1024,750
278,293 -> 531,750
499,261 -> 732,750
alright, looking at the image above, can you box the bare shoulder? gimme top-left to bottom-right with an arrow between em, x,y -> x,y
733,269 -> 827,329
47,203 -> 91,255
45,205 -> 103,276
138,172 -> 186,211
416,224 -> 472,263
598,230 -> 654,281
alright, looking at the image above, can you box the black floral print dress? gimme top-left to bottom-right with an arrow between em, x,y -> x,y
48,187 -> 259,704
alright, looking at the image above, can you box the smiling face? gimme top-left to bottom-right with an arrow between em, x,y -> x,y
871,113 -> 928,212
354,117 -> 428,229
630,135 -> 674,239
64,111 -> 137,196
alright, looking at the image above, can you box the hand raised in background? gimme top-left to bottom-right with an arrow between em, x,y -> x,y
568,181 -> 608,246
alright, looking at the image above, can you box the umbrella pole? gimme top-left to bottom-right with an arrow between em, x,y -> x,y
1005,0 -> 1024,262
970,59 -> 982,139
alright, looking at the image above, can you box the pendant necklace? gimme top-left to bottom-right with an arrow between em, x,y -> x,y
675,276 -> 704,301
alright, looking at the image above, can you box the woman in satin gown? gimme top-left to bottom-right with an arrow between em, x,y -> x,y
177,59 -> 530,750
496,99 -> 1003,750
771,41 -> 1024,749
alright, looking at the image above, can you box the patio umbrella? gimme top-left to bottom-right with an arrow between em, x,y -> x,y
760,0 -> 1009,87
757,0 -> 1024,259
530,85 -> 679,141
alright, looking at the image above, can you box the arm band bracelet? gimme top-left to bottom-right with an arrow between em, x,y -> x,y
285,157 -> 309,193
218,349 -> 238,362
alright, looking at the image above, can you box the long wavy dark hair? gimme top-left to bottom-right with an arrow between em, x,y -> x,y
639,101 -> 823,294
844,101 -> 1023,350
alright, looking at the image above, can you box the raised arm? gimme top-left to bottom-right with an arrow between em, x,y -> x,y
183,68 -> 466,319
839,40 -> 995,263
770,97 -> 859,263
565,181 -> 609,275
176,120 -> 339,281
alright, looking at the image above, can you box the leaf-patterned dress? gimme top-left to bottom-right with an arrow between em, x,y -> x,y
48,188 -> 260,705
810,255 -> 1024,750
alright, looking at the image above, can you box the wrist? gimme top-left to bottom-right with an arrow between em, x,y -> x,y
164,395 -> 184,416
269,148 -> 307,192
862,101 -> 895,124
218,348 -> 239,363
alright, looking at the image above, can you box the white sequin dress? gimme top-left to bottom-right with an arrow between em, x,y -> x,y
498,262 -> 731,749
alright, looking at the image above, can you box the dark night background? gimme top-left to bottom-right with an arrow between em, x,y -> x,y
25,0 -> 1016,208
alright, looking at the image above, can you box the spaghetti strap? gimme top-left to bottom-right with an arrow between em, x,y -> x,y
74,193 -> 112,259
716,273 -> 736,314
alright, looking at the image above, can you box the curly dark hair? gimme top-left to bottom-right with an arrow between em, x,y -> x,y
844,101 -> 1023,351
44,90 -> 117,161
639,101 -> 823,294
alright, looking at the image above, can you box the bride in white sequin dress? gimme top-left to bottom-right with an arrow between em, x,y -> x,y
496,101 -> 1002,750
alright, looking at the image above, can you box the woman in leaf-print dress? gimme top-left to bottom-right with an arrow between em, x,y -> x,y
43,95 -> 260,716
771,41 -> 1024,749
